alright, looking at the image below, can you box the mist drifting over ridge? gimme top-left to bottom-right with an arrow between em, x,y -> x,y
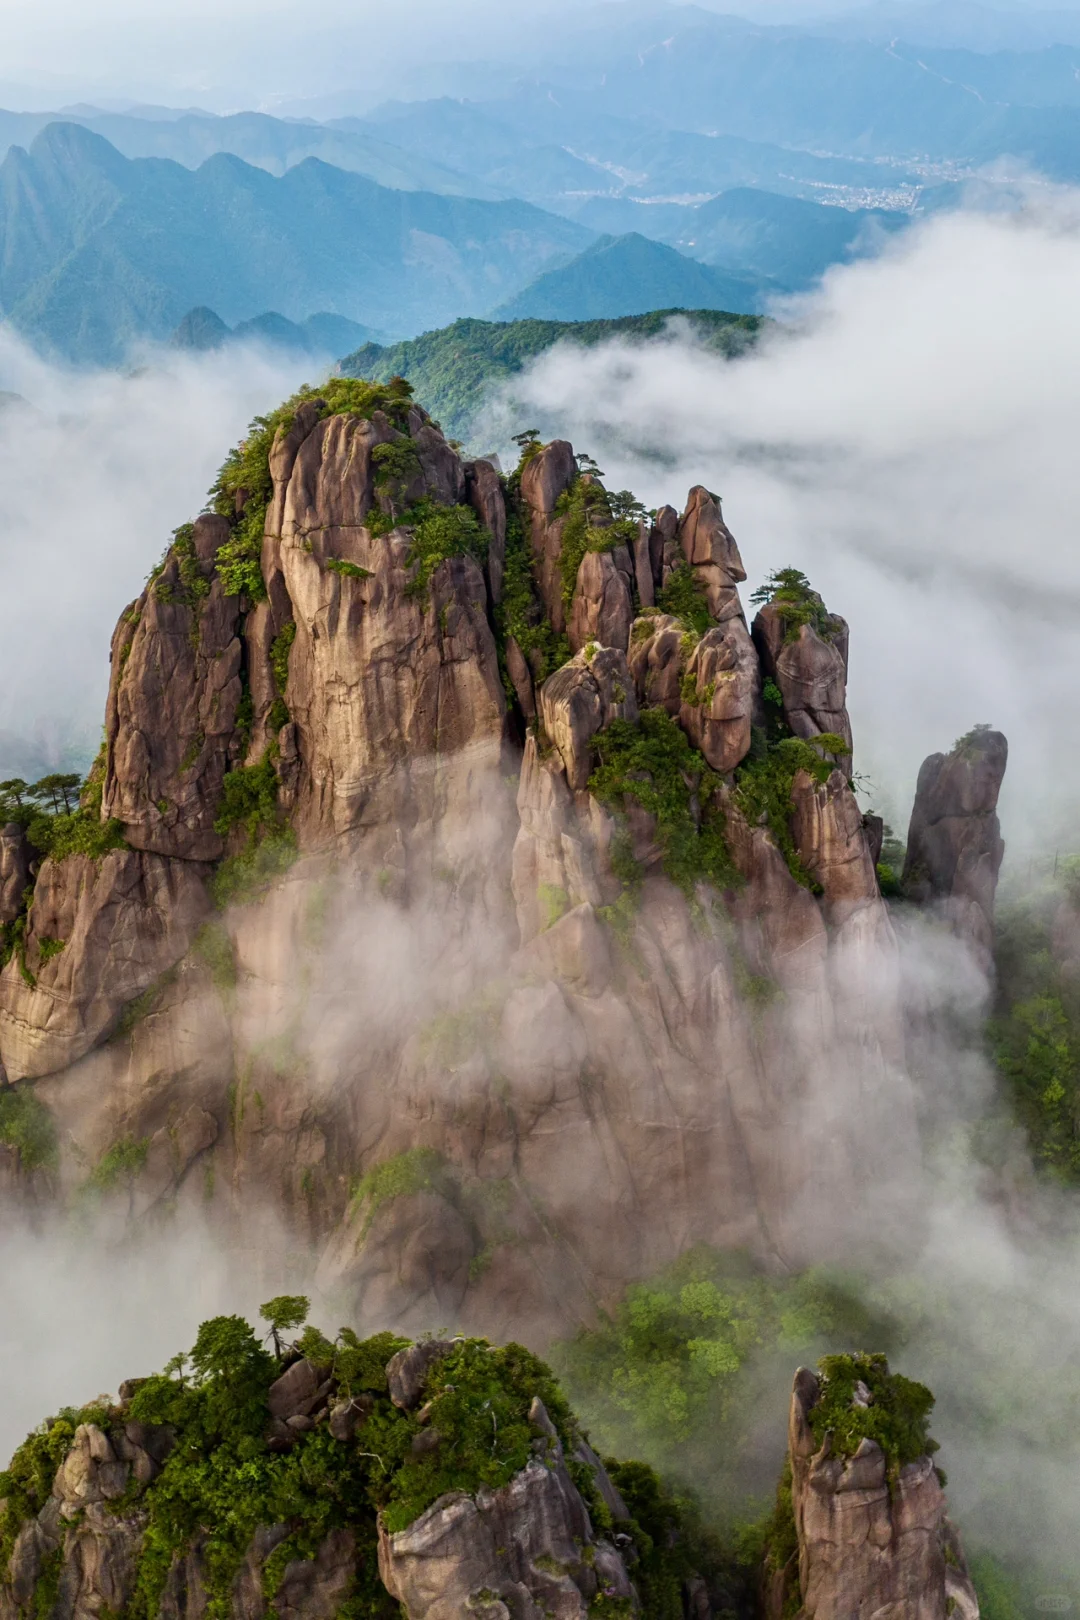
491,192 -> 1080,856
3,126 -> 1080,1620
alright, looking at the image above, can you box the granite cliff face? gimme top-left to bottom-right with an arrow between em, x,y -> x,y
0,384 -> 1007,1337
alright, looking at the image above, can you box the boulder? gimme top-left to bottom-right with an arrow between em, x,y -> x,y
790,768 -> 880,923
678,619 -> 759,774
466,458 -> 507,608
653,505 -> 680,587
567,547 -> 634,656
268,1358 -> 333,1422
677,487 -> 746,621
386,1340 -> 460,1412
538,648 -> 637,793
377,1455 -> 635,1620
753,606 -> 852,755
631,521 -> 655,608
627,613 -> 685,714
903,729 -> 1008,965
519,441 -> 577,631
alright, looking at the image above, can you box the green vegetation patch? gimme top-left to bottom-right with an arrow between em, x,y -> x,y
0,1085 -> 58,1171
211,753 -> 297,910
550,1248 -> 885,1496
210,377 -> 415,601
340,312 -> 763,447
404,501 -> 489,600
588,709 -> 739,900
656,562 -> 712,637
86,1132 -> 150,1193
750,568 -> 842,645
733,733 -> 848,890
325,557 -> 372,580
808,1352 -> 937,1473
991,861 -> 1080,1181
194,920 -> 237,992
349,1147 -> 451,1237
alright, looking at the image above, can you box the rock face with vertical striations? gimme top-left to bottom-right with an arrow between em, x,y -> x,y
771,1363 -> 980,1620
903,726 -> 1008,967
102,513 -> 243,862
0,824 -> 30,927
0,391 -> 994,1338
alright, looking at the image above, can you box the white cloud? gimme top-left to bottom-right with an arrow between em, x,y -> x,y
499,197 -> 1080,855
0,333 -> 320,779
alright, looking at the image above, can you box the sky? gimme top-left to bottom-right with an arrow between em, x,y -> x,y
0,0 -> 1077,113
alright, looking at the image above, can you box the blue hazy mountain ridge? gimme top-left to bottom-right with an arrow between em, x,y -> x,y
0,123 -> 591,364
562,189 -> 907,289
455,15 -> 1080,179
170,307 -> 390,356
492,232 -> 769,321
354,96 -> 919,211
811,0 -> 1080,52
0,106 -> 496,196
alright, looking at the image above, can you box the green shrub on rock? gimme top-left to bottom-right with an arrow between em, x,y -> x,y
0,1308 -> 712,1620
0,1085 -> 58,1171
808,1352 -> 938,1474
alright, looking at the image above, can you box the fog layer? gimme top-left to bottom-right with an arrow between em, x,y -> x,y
495,194 -> 1080,854
0,335 -> 318,779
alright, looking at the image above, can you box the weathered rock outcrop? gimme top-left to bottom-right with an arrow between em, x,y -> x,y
102,514 -> 242,862
677,487 -> 746,621
0,848 -> 210,1081
903,727 -> 1008,967
520,439 -> 576,632
0,825 -> 30,926
753,604 -> 852,754
378,1398 -> 635,1620
773,1366 -> 980,1620
0,1339 -> 639,1620
0,398 -> 954,1332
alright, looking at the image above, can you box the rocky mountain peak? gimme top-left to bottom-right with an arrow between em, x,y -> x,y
0,383 -> 1007,1341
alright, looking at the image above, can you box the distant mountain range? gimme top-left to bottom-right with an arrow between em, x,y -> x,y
0,107 -> 492,196
0,123 -> 590,364
2,122 -> 889,365
492,233 -> 768,322
170,307 -> 389,356
339,308 -> 764,446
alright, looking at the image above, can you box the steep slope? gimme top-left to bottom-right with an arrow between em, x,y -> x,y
339,309 -> 764,445
0,125 -> 592,363
491,233 -> 768,322
0,372 -> 999,1347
